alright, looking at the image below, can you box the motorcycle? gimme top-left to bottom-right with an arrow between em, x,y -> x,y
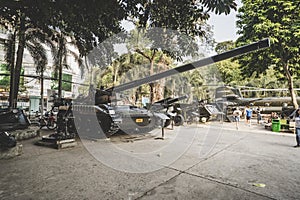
42,110 -> 57,130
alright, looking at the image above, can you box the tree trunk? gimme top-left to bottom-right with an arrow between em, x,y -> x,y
153,81 -> 164,102
12,16 -> 26,109
149,59 -> 154,103
40,70 -> 44,114
283,62 -> 298,109
58,61 -> 63,99
113,62 -> 119,87
86,56 -> 94,98
149,55 -> 165,103
8,31 -> 16,108
153,60 -> 167,102
57,37 -> 63,99
135,49 -> 164,103
149,82 -> 154,103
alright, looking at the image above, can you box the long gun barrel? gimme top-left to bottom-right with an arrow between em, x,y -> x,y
151,95 -> 189,111
110,38 -> 270,93
154,95 -> 188,105
164,95 -> 188,105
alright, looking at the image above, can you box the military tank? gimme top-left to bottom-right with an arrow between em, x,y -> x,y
54,38 -> 270,138
69,88 -> 168,137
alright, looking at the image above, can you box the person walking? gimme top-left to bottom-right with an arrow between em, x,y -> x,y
233,107 -> 242,130
245,105 -> 253,126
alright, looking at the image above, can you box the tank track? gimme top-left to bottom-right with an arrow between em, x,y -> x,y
71,104 -> 120,137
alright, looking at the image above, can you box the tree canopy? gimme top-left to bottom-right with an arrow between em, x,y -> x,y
0,0 -> 126,107
0,0 -> 239,107
236,0 -> 300,108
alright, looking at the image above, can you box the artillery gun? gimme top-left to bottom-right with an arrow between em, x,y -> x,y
54,38 -> 270,139
151,95 -> 188,127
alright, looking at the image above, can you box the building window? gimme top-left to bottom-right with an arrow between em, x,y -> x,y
51,73 -> 72,92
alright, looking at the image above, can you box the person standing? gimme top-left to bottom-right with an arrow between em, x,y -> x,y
256,106 -> 262,124
292,109 -> 300,148
245,105 -> 253,126
233,107 -> 242,130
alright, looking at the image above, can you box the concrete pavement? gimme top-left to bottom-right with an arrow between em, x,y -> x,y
0,121 -> 299,200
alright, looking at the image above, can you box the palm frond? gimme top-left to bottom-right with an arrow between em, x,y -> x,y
3,32 -> 16,70
25,38 -> 48,74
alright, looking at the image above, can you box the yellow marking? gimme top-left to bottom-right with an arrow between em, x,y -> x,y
135,118 -> 143,123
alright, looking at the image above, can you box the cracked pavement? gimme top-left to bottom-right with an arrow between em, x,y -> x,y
0,121 -> 299,200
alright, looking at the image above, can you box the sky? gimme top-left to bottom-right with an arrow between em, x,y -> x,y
120,0 -> 243,54
207,0 -> 242,43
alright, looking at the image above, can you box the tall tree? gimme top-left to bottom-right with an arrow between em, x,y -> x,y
0,0 -> 126,108
25,30 -> 50,114
120,0 -> 237,102
0,24 -> 51,110
51,32 -> 84,99
236,0 -> 300,108
0,1 -> 54,108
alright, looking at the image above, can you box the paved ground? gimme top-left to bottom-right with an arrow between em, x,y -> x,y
0,120 -> 299,200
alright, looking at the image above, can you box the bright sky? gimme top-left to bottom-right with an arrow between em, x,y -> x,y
207,0 -> 242,43
121,0 -> 243,52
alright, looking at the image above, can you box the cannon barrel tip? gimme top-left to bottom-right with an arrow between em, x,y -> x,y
258,38 -> 270,49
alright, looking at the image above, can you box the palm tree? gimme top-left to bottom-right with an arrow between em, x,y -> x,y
25,30 -> 49,114
1,31 -> 16,106
1,25 -> 53,112
0,10 -> 55,110
51,32 -> 83,99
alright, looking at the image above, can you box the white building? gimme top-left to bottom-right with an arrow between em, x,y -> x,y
0,29 -> 85,114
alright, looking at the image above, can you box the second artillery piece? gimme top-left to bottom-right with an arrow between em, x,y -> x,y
53,38 -> 270,139
151,95 -> 188,127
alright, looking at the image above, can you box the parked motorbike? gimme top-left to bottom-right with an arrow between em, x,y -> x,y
40,110 -> 57,130
31,110 -> 57,130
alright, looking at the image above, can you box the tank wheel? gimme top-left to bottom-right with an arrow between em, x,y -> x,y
174,114 -> 184,126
